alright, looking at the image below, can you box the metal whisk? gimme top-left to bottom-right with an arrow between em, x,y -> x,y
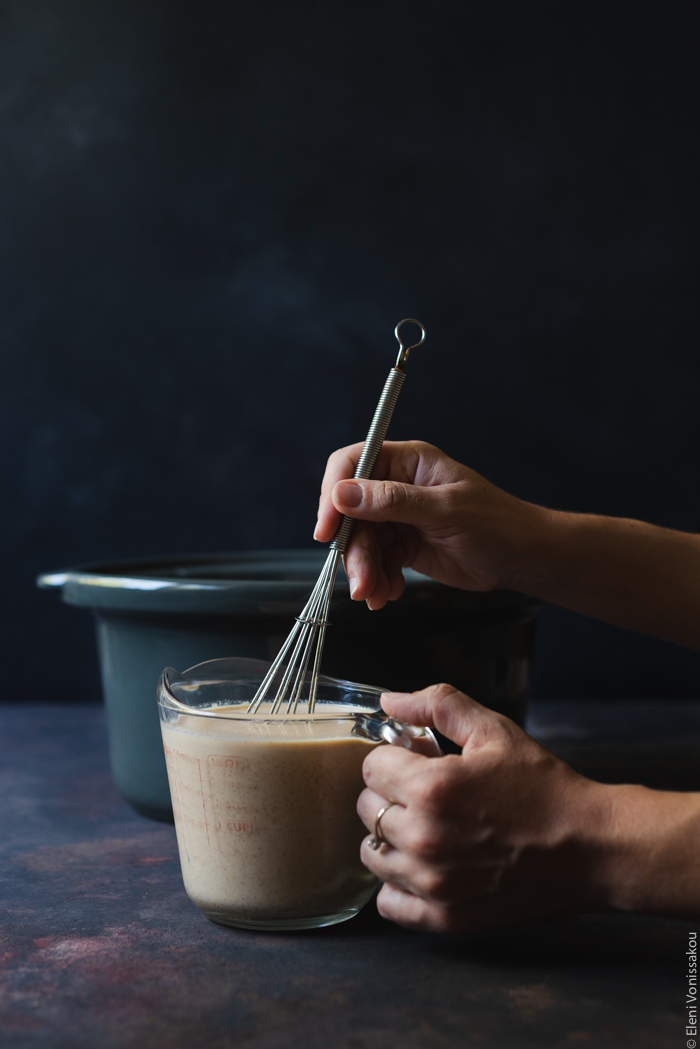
247,318 -> 427,715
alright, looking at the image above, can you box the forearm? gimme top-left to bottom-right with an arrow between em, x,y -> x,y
512,508 -> 700,649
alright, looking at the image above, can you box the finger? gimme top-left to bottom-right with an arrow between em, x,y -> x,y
378,881 -> 551,933
374,883 -> 454,933
314,443 -> 365,543
366,565 -> 391,611
331,477 -> 460,532
375,524 -> 410,602
380,682 -> 507,750
315,439 -> 471,543
361,743 -> 427,805
343,523 -> 409,607
342,520 -> 381,602
315,440 -> 421,543
359,838 -> 419,894
357,787 -> 406,839
356,786 -> 385,832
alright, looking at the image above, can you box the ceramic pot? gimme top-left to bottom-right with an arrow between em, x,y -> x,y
38,550 -> 540,822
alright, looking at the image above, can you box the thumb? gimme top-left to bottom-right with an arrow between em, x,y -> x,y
332,478 -> 451,528
380,683 -> 501,750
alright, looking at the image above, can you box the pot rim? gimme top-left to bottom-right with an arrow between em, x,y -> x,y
37,549 -> 542,617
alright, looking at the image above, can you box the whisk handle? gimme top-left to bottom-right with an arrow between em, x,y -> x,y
330,367 -> 406,553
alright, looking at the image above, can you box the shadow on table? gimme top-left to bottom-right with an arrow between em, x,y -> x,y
288,892 -> 685,973
422,911 -> 685,968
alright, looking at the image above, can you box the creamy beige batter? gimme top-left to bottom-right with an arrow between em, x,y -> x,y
162,705 -> 378,926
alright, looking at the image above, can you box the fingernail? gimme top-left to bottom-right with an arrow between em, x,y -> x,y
313,523 -> 321,540
348,575 -> 358,598
336,481 -> 362,508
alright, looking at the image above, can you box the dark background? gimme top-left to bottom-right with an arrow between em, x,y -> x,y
2,0 -> 699,703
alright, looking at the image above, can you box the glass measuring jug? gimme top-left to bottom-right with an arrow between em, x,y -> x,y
157,657 -> 441,930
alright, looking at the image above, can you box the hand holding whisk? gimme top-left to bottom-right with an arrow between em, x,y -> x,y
247,318 -> 427,715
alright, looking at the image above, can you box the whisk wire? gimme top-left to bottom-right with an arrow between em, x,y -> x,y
303,551 -> 340,713
247,319 -> 426,715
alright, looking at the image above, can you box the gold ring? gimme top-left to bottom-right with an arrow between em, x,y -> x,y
368,802 -> 396,850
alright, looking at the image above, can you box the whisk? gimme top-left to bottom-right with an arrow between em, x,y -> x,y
247,318 -> 427,715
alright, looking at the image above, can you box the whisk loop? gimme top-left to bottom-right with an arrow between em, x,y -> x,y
394,317 -> 427,369
247,319 -> 426,716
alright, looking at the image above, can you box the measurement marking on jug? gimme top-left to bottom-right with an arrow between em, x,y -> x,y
165,744 -> 189,762
208,754 -> 249,771
163,741 -> 191,854
196,758 -> 210,845
163,743 -> 183,818
216,821 -> 255,833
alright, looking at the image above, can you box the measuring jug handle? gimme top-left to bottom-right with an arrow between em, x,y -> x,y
351,713 -> 443,757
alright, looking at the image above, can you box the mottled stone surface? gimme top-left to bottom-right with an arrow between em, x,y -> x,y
0,702 -> 693,1048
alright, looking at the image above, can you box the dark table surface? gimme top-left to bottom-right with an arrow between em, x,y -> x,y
1,700 -> 698,1049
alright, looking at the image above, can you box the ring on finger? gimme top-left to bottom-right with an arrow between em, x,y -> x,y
368,802 -> 397,850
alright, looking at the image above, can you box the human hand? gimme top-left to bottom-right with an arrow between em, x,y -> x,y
314,440 -> 547,609
357,683 -> 616,932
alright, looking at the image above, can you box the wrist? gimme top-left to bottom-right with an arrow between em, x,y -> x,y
557,778 -> 700,918
497,502 -> 568,595
596,784 -> 700,917
550,775 -> 627,914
